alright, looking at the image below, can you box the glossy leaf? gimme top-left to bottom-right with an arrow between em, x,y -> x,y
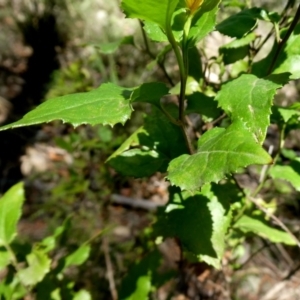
121,0 -> 179,30
216,73 -> 287,144
154,183 -> 236,268
0,182 -> 24,246
234,215 -> 297,245
18,249 -> 51,286
119,251 -> 161,300
269,159 -> 300,192
0,83 -> 133,131
167,121 -> 272,192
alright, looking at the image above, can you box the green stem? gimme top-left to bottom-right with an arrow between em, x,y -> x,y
165,21 -> 186,124
165,13 -> 194,154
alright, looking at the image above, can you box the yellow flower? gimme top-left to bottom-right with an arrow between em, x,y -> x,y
185,0 -> 204,14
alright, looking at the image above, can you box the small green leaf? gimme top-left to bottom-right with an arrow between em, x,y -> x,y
0,182 -> 24,246
121,0 -> 179,30
234,215 -> 297,245
18,249 -> 51,286
216,73 -> 288,144
219,33 -> 256,65
269,160 -> 300,192
39,217 -> 72,253
0,83 -> 133,131
0,247 -> 10,270
188,5 -> 219,46
119,251 -> 161,300
94,36 -> 134,54
64,244 -> 91,268
73,290 -> 92,300
167,122 -> 272,192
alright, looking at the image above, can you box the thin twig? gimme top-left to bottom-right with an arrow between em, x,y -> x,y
102,237 -> 118,300
111,194 -> 164,210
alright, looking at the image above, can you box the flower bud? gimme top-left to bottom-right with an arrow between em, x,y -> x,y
185,0 -> 204,14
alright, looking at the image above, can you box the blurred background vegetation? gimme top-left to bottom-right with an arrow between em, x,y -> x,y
0,0 -> 300,299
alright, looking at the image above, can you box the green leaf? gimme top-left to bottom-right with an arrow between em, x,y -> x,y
18,248 -> 51,286
0,182 -> 24,246
119,251 -> 161,300
167,121 -> 272,192
108,108 -> 188,177
0,83 -> 133,131
94,36 -> 134,54
216,7 -> 261,38
269,159 -> 300,192
186,92 -> 221,121
188,4 -> 219,46
121,0 -> 179,30
169,76 -> 200,95
234,215 -> 297,245
64,244 -> 91,268
219,32 -> 256,65
131,82 -> 169,109
253,25 -> 300,79
187,47 -> 203,81
0,247 -> 10,270
154,183 -> 235,268
39,217 -> 72,253
216,73 -> 288,144
143,21 -> 168,42
73,290 -> 92,300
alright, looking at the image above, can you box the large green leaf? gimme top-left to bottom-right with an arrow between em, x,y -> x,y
269,159 -> 300,192
18,249 -> 51,286
216,73 -> 288,144
234,215 -> 297,245
107,108 -> 188,177
253,25 -> 300,79
121,0 -> 179,30
0,182 -> 24,246
0,83 -> 133,130
154,183 -> 236,268
167,121 -> 272,192
119,251 -> 161,300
